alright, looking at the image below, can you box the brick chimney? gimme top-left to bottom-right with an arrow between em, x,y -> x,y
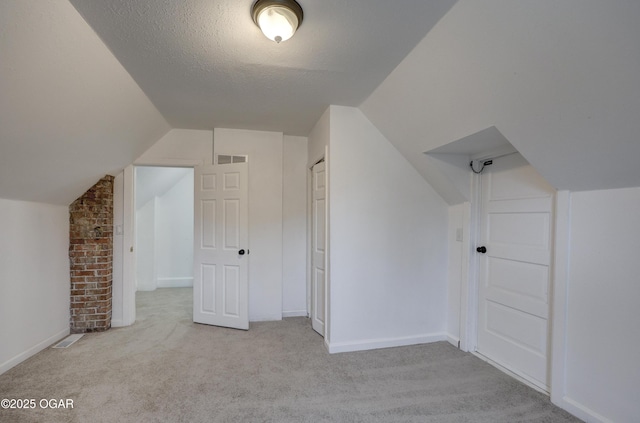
68,175 -> 114,333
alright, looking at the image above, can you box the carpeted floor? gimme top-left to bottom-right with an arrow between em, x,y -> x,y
0,288 -> 581,423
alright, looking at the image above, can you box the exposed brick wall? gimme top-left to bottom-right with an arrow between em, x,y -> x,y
69,175 -> 114,333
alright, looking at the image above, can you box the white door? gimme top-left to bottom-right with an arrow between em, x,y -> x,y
476,153 -> 555,391
193,163 -> 249,330
311,161 -> 326,336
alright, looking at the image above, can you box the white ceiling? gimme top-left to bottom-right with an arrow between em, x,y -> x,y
0,0 -> 170,205
362,0 -> 640,199
135,167 -> 192,209
0,0 -> 456,204
69,0 -> 458,135
3,0 -> 639,206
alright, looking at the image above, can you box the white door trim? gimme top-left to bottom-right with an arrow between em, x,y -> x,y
549,190 -> 571,406
306,165 -> 313,321
121,165 -> 136,327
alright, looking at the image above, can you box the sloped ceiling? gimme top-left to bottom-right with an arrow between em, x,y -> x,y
1,0 -> 458,205
135,167 -> 192,209
68,0 -> 457,136
361,0 -> 640,201
5,0 -> 638,207
0,0 -> 170,205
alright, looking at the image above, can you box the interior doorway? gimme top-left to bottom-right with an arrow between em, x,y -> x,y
134,166 -> 194,315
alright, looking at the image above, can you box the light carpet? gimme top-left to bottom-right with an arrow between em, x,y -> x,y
0,288 -> 581,422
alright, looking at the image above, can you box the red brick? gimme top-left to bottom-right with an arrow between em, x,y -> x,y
69,175 -> 114,333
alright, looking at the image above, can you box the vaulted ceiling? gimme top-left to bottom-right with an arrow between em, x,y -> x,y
2,0 -> 639,206
361,0 -> 640,202
69,0 -> 457,136
0,0 -> 456,204
0,0 -> 170,204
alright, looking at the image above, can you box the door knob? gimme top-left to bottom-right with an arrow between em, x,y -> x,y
238,249 -> 245,255
476,246 -> 487,254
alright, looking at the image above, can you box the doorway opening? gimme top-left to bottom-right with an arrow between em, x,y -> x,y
134,166 -> 194,320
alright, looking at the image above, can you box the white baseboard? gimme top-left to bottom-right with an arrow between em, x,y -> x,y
326,332 -> 447,354
555,396 -> 614,423
0,328 -> 70,375
157,277 -> 193,288
249,315 -> 283,322
446,333 -> 460,348
282,310 -> 307,318
111,319 -> 125,328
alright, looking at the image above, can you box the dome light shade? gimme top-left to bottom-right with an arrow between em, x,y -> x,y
252,0 -> 304,43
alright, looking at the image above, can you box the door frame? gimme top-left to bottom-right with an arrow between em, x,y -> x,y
460,150 -> 570,399
120,158 -> 204,326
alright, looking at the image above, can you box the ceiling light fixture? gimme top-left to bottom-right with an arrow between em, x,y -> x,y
251,0 -> 303,43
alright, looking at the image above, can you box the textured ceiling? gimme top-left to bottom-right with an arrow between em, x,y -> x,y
69,0 -> 458,135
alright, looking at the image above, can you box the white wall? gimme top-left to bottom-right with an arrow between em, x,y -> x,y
282,136 -> 309,317
156,171 -> 194,288
214,128 -> 284,321
0,199 -> 70,374
557,187 -> 640,423
308,107 -> 330,165
135,129 -> 213,166
135,197 -> 157,291
326,106 -> 449,352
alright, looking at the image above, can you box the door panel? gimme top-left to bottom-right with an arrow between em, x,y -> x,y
314,268 -> 325,323
223,199 -> 240,248
311,161 -> 326,336
486,301 -> 547,353
194,163 -> 249,330
489,258 -> 548,297
201,200 -> 216,248
477,153 -> 554,391
488,212 -> 550,247
488,163 -> 553,200
201,264 -> 216,313
223,265 -> 240,317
